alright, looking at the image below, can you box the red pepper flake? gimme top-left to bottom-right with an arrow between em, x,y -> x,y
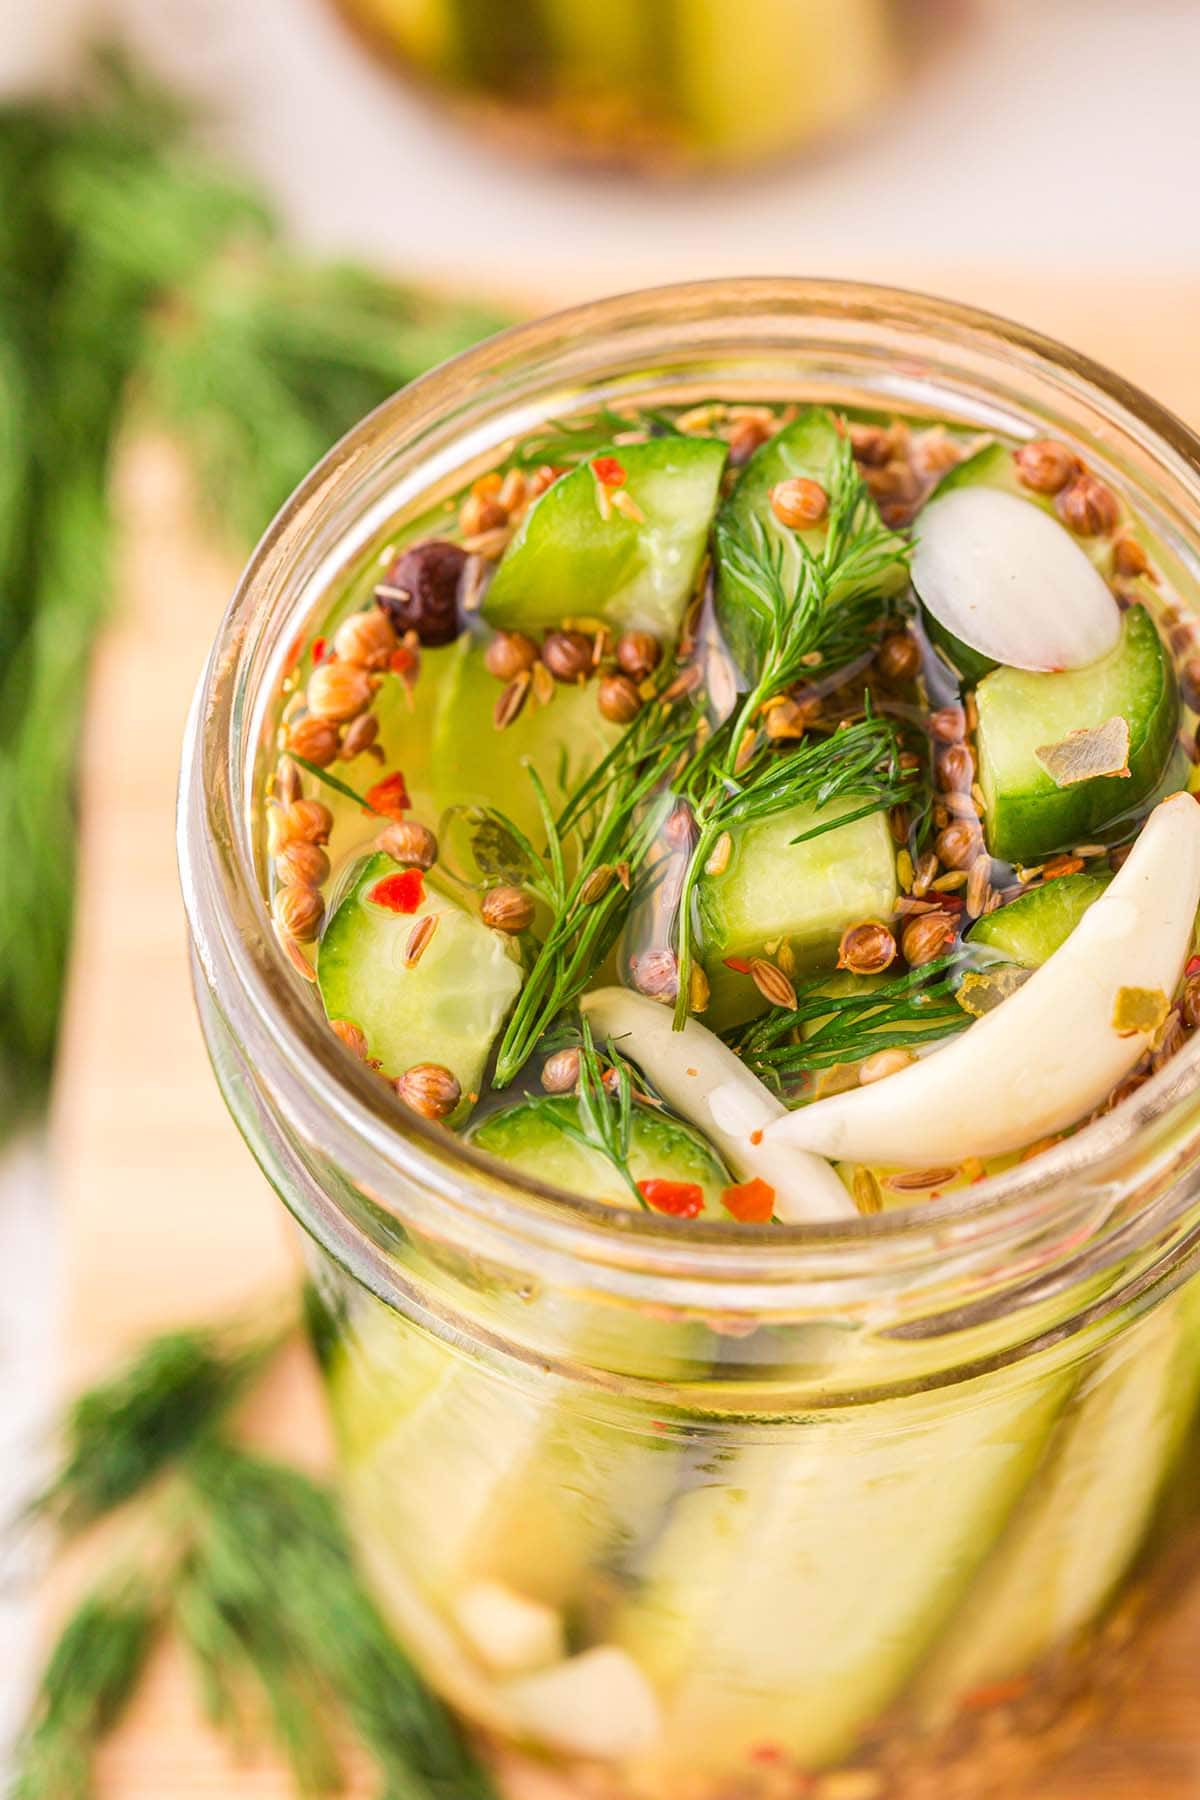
367,869 -> 425,914
750,1744 -> 785,1767
721,1178 -> 776,1224
365,771 -> 411,819
389,644 -> 418,677
749,1128 -> 764,1147
591,455 -> 626,488
638,1178 -> 705,1219
939,893 -> 965,913
1187,954 -> 1200,978
722,956 -> 753,974
311,636 -> 328,664
962,1674 -> 1031,1713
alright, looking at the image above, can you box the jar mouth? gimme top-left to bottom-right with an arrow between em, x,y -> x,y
180,275 -> 1200,1285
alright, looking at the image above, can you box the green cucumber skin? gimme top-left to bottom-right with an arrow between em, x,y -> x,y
482,437 -> 727,640
967,871 -> 1112,967
469,1093 -> 731,1220
715,408 -> 904,684
976,606 -> 1180,865
317,852 -> 521,1113
922,607 -> 999,685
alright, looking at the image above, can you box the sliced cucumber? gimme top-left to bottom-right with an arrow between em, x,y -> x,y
431,636 -> 620,849
470,1093 -> 731,1219
482,438 -> 726,640
916,1281 -> 1200,1720
613,1361 -> 1068,1777
715,408 -> 907,682
698,800 -> 896,1026
976,606 -> 1179,864
317,853 -> 521,1114
968,871 -> 1112,968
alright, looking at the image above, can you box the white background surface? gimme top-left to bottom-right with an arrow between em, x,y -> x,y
4,0 -> 1200,1761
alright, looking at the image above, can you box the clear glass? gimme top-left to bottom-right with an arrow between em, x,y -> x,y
180,280 -> 1200,1798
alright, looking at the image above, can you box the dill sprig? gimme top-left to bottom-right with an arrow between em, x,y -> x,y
489,701 -> 694,1086
728,956 -> 969,1089
526,1021 -> 645,1207
12,1310 -> 498,1800
288,755 -> 385,815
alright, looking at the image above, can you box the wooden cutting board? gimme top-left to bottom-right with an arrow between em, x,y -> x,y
51,275 -> 1200,1798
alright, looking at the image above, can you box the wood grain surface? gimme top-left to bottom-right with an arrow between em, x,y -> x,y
50,276 -> 1200,1797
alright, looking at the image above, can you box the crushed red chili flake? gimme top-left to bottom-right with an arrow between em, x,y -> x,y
639,1178 -> 705,1219
721,1177 -> 776,1223
1187,954 -> 1200,978
750,1744 -> 786,1767
389,644 -> 418,677
591,455 -> 627,487
311,637 -> 327,664
365,771 -> 411,819
367,869 -> 425,914
722,956 -> 753,974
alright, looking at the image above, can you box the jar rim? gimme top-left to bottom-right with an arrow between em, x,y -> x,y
179,275 -> 1200,1293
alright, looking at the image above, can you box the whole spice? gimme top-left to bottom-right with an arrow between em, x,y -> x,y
937,743 -> 975,792
727,417 -> 771,466
275,841 -> 330,888
543,629 -> 594,683
1057,475 -> 1120,537
541,1048 -> 581,1093
281,799 -> 333,846
876,631 -> 921,683
339,713 -> 380,760
1013,439 -> 1078,494
460,492 -> 507,537
1183,975 -> 1200,1031
330,1019 -> 368,1059
936,819 -> 982,870
764,695 -> 818,740
598,672 -> 642,723
749,957 -> 798,1010
689,963 -> 711,1014
847,422 -> 894,466
377,819 -> 438,869
333,608 -> 396,670
1113,535 -> 1150,579
306,661 -> 373,724
493,673 -> 530,729
929,705 -> 966,744
484,630 -> 539,681
704,832 -> 733,877
285,715 -> 340,768
769,476 -> 828,528
901,911 -> 957,966
375,540 -> 468,646
615,629 -> 662,682
395,1063 -> 461,1120
838,921 -> 898,976
481,885 -> 535,933
403,913 -> 438,968
272,883 -> 324,943
631,949 -> 679,1001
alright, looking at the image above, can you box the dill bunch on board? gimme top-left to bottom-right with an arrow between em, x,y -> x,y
0,50 -> 510,1138
11,1299 -> 499,1800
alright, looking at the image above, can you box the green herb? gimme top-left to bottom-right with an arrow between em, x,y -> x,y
489,702 -> 694,1086
0,53 -> 509,1138
12,1308 -> 499,1800
728,956 -> 969,1088
513,404 -> 682,469
528,1021 -> 645,1207
288,755 -> 384,816
10,1574 -> 159,1800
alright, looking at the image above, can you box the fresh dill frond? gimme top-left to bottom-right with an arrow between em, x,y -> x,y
9,1573 -> 160,1800
729,956 -> 969,1088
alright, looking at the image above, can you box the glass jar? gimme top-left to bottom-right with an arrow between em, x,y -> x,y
180,280 -> 1200,1799
328,0 -> 907,174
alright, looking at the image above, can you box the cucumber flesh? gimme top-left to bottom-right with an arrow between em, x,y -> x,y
967,871 -> 1112,968
715,407 -> 906,683
317,853 -> 521,1114
431,636 -> 620,850
915,1283 -> 1200,1720
613,1363 -> 1068,1776
482,437 -> 727,640
698,800 -> 896,1027
469,1093 -> 731,1220
976,606 -> 1179,864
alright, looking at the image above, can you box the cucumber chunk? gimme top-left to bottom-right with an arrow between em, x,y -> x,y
698,800 -> 896,1025
482,438 -> 726,640
470,1093 -> 730,1218
431,636 -> 620,849
613,1362 -> 1068,1777
968,871 -> 1112,968
975,606 -> 1179,865
317,852 -> 521,1114
916,1282 -> 1200,1720
715,408 -> 906,682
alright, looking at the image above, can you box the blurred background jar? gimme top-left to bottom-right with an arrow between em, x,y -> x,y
328,0 -> 916,174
